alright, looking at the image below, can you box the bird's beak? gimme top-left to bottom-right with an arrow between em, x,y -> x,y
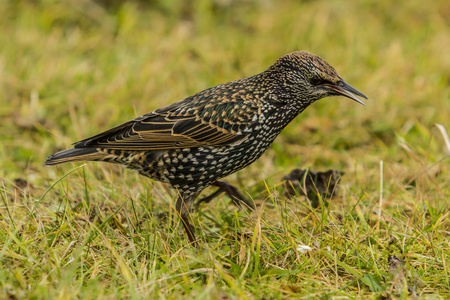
324,81 -> 367,106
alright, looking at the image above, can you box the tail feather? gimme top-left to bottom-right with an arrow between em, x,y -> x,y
45,148 -> 103,165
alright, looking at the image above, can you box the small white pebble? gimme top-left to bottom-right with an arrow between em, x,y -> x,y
296,244 -> 312,253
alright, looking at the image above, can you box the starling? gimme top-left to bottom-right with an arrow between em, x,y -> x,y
46,51 -> 367,244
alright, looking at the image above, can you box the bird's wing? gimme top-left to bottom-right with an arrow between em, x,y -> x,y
74,95 -> 260,150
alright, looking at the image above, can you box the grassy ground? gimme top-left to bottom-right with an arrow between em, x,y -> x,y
1,0 -> 449,298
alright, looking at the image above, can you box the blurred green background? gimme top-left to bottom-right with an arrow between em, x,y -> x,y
2,0 -> 448,179
0,0 -> 449,298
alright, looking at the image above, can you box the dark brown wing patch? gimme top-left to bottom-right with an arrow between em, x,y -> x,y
74,89 -> 259,150
172,117 -> 245,145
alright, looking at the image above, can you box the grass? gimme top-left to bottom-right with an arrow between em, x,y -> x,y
1,0 -> 449,298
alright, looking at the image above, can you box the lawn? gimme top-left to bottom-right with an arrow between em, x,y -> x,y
1,0 -> 449,298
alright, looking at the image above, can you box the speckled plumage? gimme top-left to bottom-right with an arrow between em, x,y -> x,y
46,51 -> 367,244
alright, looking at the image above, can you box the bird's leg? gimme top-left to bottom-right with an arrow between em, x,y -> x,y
196,180 -> 255,209
194,187 -> 226,208
180,214 -> 196,245
175,195 -> 198,246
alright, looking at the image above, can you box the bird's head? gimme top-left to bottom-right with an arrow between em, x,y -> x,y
271,51 -> 367,106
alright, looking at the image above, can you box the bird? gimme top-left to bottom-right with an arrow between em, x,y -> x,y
45,51 -> 367,245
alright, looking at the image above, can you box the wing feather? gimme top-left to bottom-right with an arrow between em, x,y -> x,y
74,82 -> 260,150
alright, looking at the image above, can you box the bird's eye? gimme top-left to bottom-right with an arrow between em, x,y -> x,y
309,78 -> 323,85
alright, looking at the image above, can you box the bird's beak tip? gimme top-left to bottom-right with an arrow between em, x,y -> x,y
326,81 -> 367,106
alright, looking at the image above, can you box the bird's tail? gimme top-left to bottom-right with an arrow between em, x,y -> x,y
45,148 -> 103,165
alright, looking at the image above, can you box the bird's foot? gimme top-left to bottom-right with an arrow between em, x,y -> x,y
196,180 -> 255,210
